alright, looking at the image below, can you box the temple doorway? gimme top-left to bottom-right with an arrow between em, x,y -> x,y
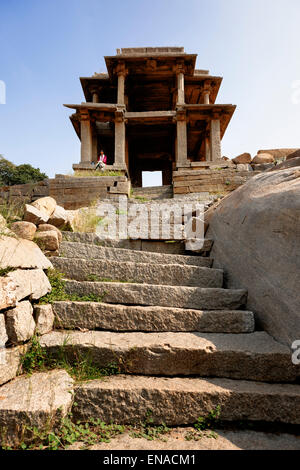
127,123 -> 175,187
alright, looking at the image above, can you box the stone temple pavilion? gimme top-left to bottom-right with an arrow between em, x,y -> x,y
64,47 -> 236,187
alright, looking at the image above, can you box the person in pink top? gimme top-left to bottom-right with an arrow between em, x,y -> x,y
95,149 -> 107,171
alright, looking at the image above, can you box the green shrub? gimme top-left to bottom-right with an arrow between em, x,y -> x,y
0,155 -> 47,186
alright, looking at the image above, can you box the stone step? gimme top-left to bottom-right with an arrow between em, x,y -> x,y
72,375 -> 300,426
64,280 -> 247,310
59,241 -> 212,267
53,301 -> 255,333
62,233 -> 187,254
131,185 -> 173,200
69,429 -> 300,450
52,257 -> 221,287
0,370 -> 74,446
40,331 -> 299,382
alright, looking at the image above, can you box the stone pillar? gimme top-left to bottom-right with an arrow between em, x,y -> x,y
80,112 -> 93,163
90,87 -> 99,103
177,72 -> 185,105
114,109 -> 126,168
117,73 -> 125,105
203,90 -> 210,105
115,62 -> 128,105
92,92 -> 99,103
210,119 -> 221,161
175,110 -> 188,167
92,125 -> 98,163
205,136 -> 211,161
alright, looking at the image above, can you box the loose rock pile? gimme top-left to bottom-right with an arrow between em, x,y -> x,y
231,148 -> 300,172
0,215 -> 54,387
11,196 -> 71,256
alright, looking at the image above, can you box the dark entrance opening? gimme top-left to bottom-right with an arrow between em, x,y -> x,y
127,123 -> 175,187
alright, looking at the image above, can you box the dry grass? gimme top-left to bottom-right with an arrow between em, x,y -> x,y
70,202 -> 105,233
0,197 -> 25,224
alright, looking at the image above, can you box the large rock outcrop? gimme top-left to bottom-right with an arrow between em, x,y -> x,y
206,167 -> 300,346
258,148 -> 299,160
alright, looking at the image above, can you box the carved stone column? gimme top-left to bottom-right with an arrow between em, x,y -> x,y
80,111 -> 93,163
203,86 -> 211,105
115,62 -> 128,106
90,87 -> 99,103
175,109 -> 188,167
177,72 -> 185,105
114,107 -> 126,168
205,131 -> 211,161
92,124 -> 98,163
175,62 -> 185,105
210,118 -> 221,161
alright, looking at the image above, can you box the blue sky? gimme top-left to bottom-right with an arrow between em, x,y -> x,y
0,0 -> 299,181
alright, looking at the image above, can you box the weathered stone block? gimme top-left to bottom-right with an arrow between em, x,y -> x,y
6,301 -> 35,344
37,224 -> 62,243
32,196 -> 57,218
34,304 -> 54,335
0,370 -> 74,446
34,230 -> 59,251
0,277 -> 17,310
6,268 -> 51,302
41,330 -> 299,382
52,257 -> 223,288
0,314 -> 8,347
10,221 -> 37,241
53,301 -> 254,333
0,236 -> 52,269
73,375 -> 300,426
0,345 -> 27,386
23,204 -> 49,225
48,205 -> 70,229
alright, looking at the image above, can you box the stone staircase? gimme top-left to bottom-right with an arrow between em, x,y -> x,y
39,232 -> 300,429
131,185 -> 173,200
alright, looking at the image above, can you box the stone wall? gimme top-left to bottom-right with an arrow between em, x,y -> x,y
173,168 -> 261,195
0,180 -> 49,203
48,176 -> 130,209
0,176 -> 131,210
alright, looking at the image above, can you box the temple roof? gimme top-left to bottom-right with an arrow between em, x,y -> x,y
105,47 -> 197,79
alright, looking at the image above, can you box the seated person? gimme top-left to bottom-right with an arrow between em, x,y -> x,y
95,150 -> 107,170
